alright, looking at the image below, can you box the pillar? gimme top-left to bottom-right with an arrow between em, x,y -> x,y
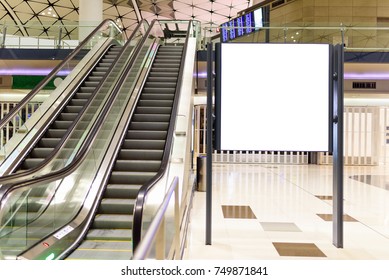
79,0 -> 103,41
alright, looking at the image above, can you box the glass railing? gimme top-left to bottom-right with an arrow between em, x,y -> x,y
0,20 -> 154,260
132,177 -> 180,260
0,20 -> 115,49
0,20 -> 124,159
211,23 -> 389,52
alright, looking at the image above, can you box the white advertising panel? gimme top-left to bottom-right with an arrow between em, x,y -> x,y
220,43 -> 330,151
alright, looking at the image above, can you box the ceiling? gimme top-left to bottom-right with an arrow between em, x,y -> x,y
0,0 -> 251,39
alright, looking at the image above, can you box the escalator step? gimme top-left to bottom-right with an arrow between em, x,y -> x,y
38,138 -> 61,148
109,171 -> 157,184
132,114 -> 170,122
144,81 -> 177,88
29,148 -> 53,158
44,129 -> 67,138
84,81 -> 100,87
90,71 -> 106,77
148,71 -> 179,78
98,198 -> 136,214
86,229 -> 132,241
142,87 -> 176,94
147,76 -> 178,82
66,241 -> 132,260
118,149 -> 163,160
122,139 -> 165,150
69,99 -> 88,106
104,184 -> 142,198
59,112 -> 78,121
79,87 -> 96,93
113,160 -> 161,172
141,94 -> 174,100
64,106 -> 83,113
152,63 -> 180,69
51,120 -> 73,129
74,92 -> 93,99
21,158 -> 44,169
87,76 -> 103,82
135,106 -> 172,114
129,122 -> 169,131
98,62 -> 112,68
95,66 -> 110,72
153,58 -> 181,64
137,100 -> 173,107
92,214 -> 133,229
126,130 -> 167,140
101,58 -> 115,64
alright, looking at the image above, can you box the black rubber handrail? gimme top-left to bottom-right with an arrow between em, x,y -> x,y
0,19 -> 122,130
132,20 -> 193,250
0,20 -> 148,187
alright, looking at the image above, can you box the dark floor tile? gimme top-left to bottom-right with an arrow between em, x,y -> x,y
273,242 -> 326,257
222,205 -> 257,219
317,213 -> 358,222
315,195 -> 333,200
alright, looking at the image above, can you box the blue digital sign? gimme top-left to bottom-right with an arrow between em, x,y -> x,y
221,23 -> 229,42
244,12 -> 254,34
228,20 -> 236,40
236,17 -> 244,37
220,7 -> 266,42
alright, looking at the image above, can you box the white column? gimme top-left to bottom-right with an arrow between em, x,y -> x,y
79,0 -> 103,41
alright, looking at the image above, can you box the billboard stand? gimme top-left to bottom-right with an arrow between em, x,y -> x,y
212,42 -> 344,249
332,44 -> 344,248
206,42 -> 213,245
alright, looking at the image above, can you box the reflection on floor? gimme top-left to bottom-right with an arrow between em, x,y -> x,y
183,164 -> 389,260
350,175 -> 389,190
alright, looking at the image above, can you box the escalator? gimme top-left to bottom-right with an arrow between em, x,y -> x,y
65,44 -> 184,260
0,19 -> 154,259
0,20 -> 125,181
19,45 -> 122,171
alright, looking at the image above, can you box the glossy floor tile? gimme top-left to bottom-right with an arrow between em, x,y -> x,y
272,242 -> 326,257
183,163 -> 389,260
221,205 -> 257,219
260,222 -> 301,232
315,195 -> 333,200
316,213 -> 358,222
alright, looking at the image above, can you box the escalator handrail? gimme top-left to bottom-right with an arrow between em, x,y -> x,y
0,19 -> 154,223
0,20 -> 148,187
132,20 -> 194,250
0,19 -> 122,131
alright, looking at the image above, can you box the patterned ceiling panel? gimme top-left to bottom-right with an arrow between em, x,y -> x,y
0,0 -> 250,40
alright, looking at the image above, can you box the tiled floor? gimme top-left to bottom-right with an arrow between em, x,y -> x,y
183,163 -> 389,260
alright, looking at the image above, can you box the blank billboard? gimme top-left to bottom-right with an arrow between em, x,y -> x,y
219,43 -> 330,151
